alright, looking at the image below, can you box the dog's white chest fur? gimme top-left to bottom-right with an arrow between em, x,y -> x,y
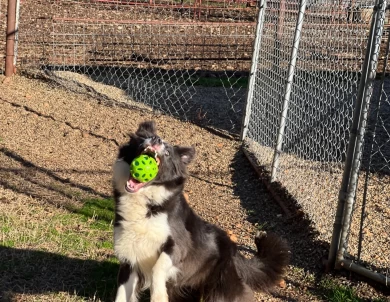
114,186 -> 172,284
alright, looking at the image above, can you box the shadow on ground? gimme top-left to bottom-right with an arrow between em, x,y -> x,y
0,246 -> 118,301
230,148 -> 330,297
230,148 -> 330,269
41,66 -> 248,136
0,246 -> 155,302
230,148 -> 390,299
0,147 -> 120,301
0,146 -> 110,206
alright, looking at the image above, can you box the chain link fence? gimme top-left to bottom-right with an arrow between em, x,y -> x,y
242,0 -> 389,285
346,32 -> 390,280
0,0 -> 7,74
7,0 -> 260,133
242,0 -> 364,241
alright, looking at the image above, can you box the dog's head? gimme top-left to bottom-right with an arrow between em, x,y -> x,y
113,121 -> 195,194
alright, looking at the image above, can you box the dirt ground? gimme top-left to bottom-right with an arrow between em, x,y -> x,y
0,74 -> 389,301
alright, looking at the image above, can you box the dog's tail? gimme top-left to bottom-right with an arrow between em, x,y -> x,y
235,231 -> 290,291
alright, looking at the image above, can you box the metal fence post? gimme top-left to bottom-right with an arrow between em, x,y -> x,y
13,0 -> 20,67
327,0 -> 387,271
5,0 -> 16,77
270,0 -> 306,182
240,0 -> 267,140
5,0 -> 17,76
357,25 -> 390,264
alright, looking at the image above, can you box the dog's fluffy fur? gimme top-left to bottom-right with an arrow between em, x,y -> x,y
113,121 -> 289,302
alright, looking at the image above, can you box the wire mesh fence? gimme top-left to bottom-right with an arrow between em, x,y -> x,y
243,0 -> 365,240
0,0 -> 7,74
242,0 -> 389,284
347,35 -> 390,278
8,0 -> 260,133
328,0 -> 390,283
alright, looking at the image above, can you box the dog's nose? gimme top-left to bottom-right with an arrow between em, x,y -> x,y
152,136 -> 162,145
150,136 -> 162,146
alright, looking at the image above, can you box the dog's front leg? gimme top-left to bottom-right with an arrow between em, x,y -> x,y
151,251 -> 176,302
115,263 -> 139,302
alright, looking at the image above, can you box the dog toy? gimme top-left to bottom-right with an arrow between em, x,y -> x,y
130,154 -> 159,182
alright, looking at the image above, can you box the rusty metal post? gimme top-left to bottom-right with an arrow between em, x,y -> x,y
5,0 -> 17,77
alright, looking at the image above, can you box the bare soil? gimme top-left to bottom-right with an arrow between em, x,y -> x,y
1,74 -> 389,301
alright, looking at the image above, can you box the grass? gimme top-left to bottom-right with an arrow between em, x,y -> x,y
0,191 -> 118,301
319,278 -> 358,302
71,197 -> 115,230
317,277 -> 388,302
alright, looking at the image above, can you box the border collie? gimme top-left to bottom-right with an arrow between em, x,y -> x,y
112,121 -> 289,302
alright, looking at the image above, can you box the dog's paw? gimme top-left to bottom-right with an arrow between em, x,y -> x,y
255,230 -> 267,239
254,230 -> 267,246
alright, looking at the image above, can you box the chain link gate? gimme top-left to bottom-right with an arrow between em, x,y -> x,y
241,0 -> 390,285
337,13 -> 390,283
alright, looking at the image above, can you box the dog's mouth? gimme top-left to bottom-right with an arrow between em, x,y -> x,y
125,146 -> 161,193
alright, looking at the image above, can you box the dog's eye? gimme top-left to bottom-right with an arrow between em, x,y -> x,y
165,150 -> 170,156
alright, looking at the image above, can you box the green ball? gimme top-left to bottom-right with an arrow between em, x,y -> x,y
130,154 -> 159,183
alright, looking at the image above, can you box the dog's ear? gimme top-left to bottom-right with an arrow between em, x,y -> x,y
136,121 -> 156,137
176,146 -> 195,165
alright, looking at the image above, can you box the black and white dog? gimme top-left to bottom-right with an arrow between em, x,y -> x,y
112,121 -> 289,302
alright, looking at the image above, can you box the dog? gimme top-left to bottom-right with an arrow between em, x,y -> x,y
112,121 -> 289,302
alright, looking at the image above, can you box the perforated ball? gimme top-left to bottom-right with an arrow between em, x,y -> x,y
130,154 -> 159,183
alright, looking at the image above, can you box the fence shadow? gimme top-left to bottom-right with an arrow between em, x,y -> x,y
230,148 -> 330,288
41,65 -> 248,135
230,147 -> 390,297
0,146 -> 110,202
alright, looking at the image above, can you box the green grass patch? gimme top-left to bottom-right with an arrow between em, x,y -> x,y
320,278 -> 359,302
69,197 -> 115,231
1,225 -> 11,233
77,198 -> 115,223
2,239 -> 15,247
317,277 -> 387,302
